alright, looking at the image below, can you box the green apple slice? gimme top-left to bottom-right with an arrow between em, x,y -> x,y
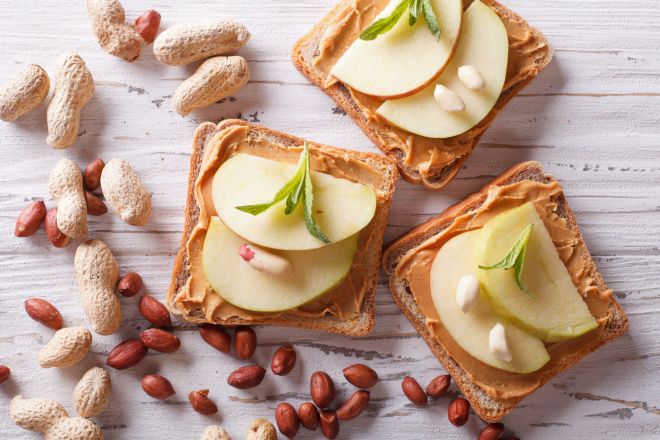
477,203 -> 598,342
212,153 -> 376,251
202,217 -> 358,312
431,229 -> 550,373
330,0 -> 463,99
377,0 -> 508,138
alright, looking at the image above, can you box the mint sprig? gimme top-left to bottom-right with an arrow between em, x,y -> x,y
235,142 -> 331,244
479,224 -> 535,298
360,0 -> 441,41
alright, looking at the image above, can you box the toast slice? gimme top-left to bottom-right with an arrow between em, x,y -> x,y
382,161 -> 628,421
292,0 -> 553,190
167,119 -> 398,336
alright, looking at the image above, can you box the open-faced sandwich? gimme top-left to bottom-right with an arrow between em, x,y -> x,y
293,0 -> 553,190
383,161 -> 628,421
167,120 -> 398,335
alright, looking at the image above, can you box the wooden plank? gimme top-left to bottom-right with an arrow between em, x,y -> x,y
0,0 -> 658,438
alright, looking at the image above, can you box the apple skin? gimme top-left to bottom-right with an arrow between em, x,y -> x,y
330,0 -> 463,99
202,217 -> 359,313
377,0 -> 509,138
430,229 -> 550,374
477,203 -> 598,343
212,153 -> 376,251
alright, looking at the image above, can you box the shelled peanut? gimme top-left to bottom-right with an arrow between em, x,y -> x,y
44,208 -> 70,248
189,389 -> 218,415
106,339 -> 147,370
142,374 -> 175,400
134,10 -> 161,43
15,201 -> 47,237
25,298 -> 64,330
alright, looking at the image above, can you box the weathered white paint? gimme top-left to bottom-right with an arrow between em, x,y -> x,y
0,0 -> 658,438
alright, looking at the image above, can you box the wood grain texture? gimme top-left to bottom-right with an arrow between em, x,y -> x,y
0,0 -> 658,438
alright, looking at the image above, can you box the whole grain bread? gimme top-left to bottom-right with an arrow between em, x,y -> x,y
382,161 -> 628,421
167,119 -> 399,336
292,0 -> 553,190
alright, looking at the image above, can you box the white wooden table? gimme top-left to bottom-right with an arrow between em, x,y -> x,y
0,1 -> 658,438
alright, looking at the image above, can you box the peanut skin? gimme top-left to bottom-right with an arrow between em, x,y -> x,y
87,0 -> 143,62
15,200 -> 47,237
74,240 -> 122,335
173,56 -> 249,116
48,158 -> 88,240
47,52 -> 94,148
154,21 -> 250,66
134,9 -> 161,43
0,65 -> 50,122
100,159 -> 151,226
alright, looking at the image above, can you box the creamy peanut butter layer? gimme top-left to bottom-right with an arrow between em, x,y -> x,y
313,0 -> 549,179
174,125 -> 382,323
396,179 -> 615,400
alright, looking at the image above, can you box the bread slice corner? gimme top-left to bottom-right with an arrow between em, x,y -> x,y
382,161 -> 628,421
167,119 -> 399,336
292,0 -> 554,191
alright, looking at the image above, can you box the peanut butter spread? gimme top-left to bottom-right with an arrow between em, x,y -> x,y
396,180 -> 616,400
174,125 -> 382,323
314,0 -> 550,178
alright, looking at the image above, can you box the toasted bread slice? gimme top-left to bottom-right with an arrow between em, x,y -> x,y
382,161 -> 628,421
167,120 -> 398,336
292,0 -> 553,190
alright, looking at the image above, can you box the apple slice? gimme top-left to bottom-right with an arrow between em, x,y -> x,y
212,153 -> 376,251
203,217 -> 358,312
330,0 -> 462,99
477,203 -> 598,342
377,0 -> 508,138
431,229 -> 550,374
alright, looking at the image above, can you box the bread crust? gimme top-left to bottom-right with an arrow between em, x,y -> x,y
167,120 -> 399,336
382,161 -> 629,421
291,0 -> 554,191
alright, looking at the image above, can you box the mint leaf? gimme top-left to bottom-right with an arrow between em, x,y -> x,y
285,165 -> 305,215
235,142 -> 330,244
360,0 -> 410,41
479,224 -> 535,298
409,0 -> 422,26
421,0 -> 441,40
235,146 -> 306,215
358,0 -> 442,41
302,145 -> 330,244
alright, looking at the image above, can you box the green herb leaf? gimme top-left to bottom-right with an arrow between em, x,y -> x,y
421,0 -> 441,40
235,142 -> 331,244
409,0 -> 422,26
235,146 -> 306,215
284,165 -> 305,215
302,144 -> 331,244
479,224 -> 535,298
359,0 -> 411,41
